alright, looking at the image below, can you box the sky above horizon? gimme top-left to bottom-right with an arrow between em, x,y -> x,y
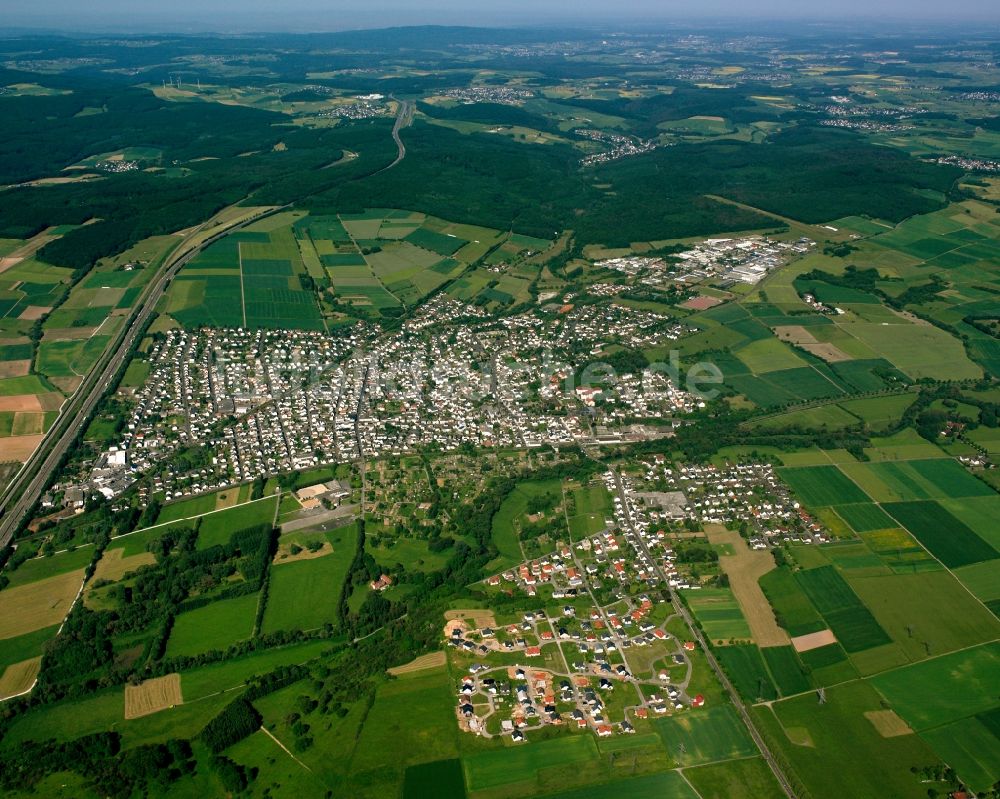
2,0 -> 999,32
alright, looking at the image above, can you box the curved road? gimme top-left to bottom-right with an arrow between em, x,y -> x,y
378,99 -> 414,173
0,206 -> 288,548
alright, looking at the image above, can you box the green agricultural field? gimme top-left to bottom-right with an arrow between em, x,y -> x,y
832,503 -> 896,533
883,500 -> 998,568
939,495 -> 1000,550
761,645 -> 811,697
261,525 -> 357,634
3,545 -> 93,589
871,641 -> 1000,731
795,565 -> 890,653
654,705 -> 757,767
843,459 -> 995,503
953,560 -> 1000,603
0,624 -> 60,671
684,588 -> 752,641
403,758 -> 467,799
684,757 -> 786,799
537,771 -> 698,799
777,465 -> 869,507
753,679 -> 940,799
758,567 -> 825,637
196,497 -> 279,549
165,591 -> 259,659
716,644 -> 778,702
464,734 -> 599,793
921,719 -> 1000,795
848,571 -> 1000,664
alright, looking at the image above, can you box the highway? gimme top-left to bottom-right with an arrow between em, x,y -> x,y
607,468 -> 800,799
0,205 -> 287,548
379,99 -> 414,173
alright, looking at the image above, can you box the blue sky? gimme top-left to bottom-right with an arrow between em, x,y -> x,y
2,0 -> 999,32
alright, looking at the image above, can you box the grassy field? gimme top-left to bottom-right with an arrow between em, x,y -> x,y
537,771 -> 698,799
351,667 -> 459,786
464,734 -> 599,793
261,524 -> 357,634
654,705 -> 757,767
777,466 -> 868,507
847,570 -> 1000,664
403,758 -> 467,799
684,756 -> 786,799
489,480 -> 562,570
196,496 -> 279,549
684,588 -> 752,642
882,501 -> 997,568
753,679 -> 939,799
870,641 -> 1000,731
165,591 -> 259,659
180,639 -> 332,702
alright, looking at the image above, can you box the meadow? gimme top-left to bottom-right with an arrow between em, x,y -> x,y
261,524 -> 357,634
165,591 -> 260,659
654,705 -> 757,767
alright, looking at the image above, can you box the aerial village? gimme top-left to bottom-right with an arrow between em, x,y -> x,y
449,465 -> 827,743
51,295 -> 705,509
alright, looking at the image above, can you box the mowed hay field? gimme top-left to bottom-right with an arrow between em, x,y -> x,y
0,657 -> 41,700
388,651 -> 446,676
0,569 -> 83,639
91,547 -> 156,582
124,673 -> 183,720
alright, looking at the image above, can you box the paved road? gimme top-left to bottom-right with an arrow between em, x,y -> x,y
607,469 -> 799,799
379,99 -> 414,173
0,206 -> 287,548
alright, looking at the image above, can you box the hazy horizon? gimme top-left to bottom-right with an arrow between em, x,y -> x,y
2,0 -> 1000,35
